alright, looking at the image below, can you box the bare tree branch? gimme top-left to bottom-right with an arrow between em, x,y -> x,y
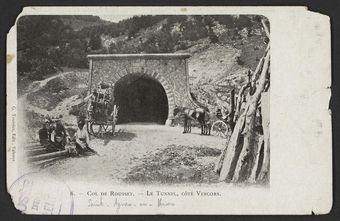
261,19 -> 270,38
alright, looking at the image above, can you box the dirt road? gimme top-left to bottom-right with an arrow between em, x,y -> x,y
40,123 -> 226,184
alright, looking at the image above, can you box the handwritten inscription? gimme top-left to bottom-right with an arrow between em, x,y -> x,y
84,190 -> 221,213
157,198 -> 175,207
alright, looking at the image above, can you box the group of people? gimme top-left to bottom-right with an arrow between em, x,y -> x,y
38,115 -> 93,155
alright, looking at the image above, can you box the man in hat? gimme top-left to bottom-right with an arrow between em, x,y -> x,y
87,88 -> 99,121
38,118 -> 51,147
74,118 -> 97,155
51,115 -> 69,150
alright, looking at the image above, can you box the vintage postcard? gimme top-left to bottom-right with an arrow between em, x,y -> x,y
6,6 -> 331,214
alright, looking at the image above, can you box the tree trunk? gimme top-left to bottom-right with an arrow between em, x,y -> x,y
229,89 -> 236,131
28,150 -> 69,162
234,83 -> 250,122
218,109 -> 247,181
214,139 -> 229,174
248,134 -> 264,182
218,47 -> 270,183
258,91 -> 270,183
261,19 -> 270,38
232,95 -> 260,182
231,51 -> 270,182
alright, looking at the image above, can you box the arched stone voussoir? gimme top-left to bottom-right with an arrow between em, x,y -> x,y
143,69 -> 150,76
140,67 -> 147,74
111,74 -> 119,82
151,71 -> 159,79
125,67 -> 134,75
157,77 -> 168,87
123,68 -> 130,76
158,78 -> 172,97
116,71 -> 125,78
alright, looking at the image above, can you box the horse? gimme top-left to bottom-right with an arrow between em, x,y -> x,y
173,105 -> 212,135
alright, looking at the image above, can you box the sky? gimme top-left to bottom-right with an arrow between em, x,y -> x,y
98,15 -> 136,23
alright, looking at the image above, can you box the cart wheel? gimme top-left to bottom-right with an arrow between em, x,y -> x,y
102,124 -> 109,132
112,105 -> 118,134
90,123 -> 102,137
212,120 -> 229,137
112,120 -> 116,134
87,121 -> 93,135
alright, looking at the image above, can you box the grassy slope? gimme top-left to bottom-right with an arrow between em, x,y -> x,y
22,70 -> 89,141
26,71 -> 89,111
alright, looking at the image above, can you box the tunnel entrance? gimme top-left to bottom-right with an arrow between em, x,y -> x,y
114,74 -> 169,124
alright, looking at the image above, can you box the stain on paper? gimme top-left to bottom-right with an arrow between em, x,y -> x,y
6,54 -> 14,64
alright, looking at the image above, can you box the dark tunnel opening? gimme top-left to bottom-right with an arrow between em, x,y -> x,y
114,74 -> 168,124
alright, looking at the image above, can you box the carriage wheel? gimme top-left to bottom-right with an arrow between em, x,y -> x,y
102,124 -> 109,132
212,120 -> 229,137
90,123 -> 103,137
87,121 -> 93,135
112,120 -> 116,134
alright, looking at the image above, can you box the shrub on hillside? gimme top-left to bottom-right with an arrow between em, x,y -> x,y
208,31 -> 219,44
61,38 -> 89,68
27,58 -> 59,80
109,40 -> 139,54
62,47 -> 88,68
45,77 -> 69,93
89,34 -> 101,50
236,55 -> 245,65
181,19 -> 209,42
139,28 -> 182,53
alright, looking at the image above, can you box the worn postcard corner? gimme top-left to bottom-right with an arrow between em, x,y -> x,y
6,6 -> 332,215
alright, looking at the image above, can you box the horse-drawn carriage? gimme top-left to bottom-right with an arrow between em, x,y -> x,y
211,108 -> 231,138
173,104 -> 231,138
86,82 -> 119,137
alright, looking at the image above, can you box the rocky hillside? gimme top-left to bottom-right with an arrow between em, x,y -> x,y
19,15 -> 269,140
185,34 -> 267,112
93,15 -> 268,111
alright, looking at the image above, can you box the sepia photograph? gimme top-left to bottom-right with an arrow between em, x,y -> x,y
17,14 -> 270,185
6,6 -> 331,215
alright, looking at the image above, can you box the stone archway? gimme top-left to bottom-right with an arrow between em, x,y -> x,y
87,54 -> 196,125
114,73 -> 169,124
